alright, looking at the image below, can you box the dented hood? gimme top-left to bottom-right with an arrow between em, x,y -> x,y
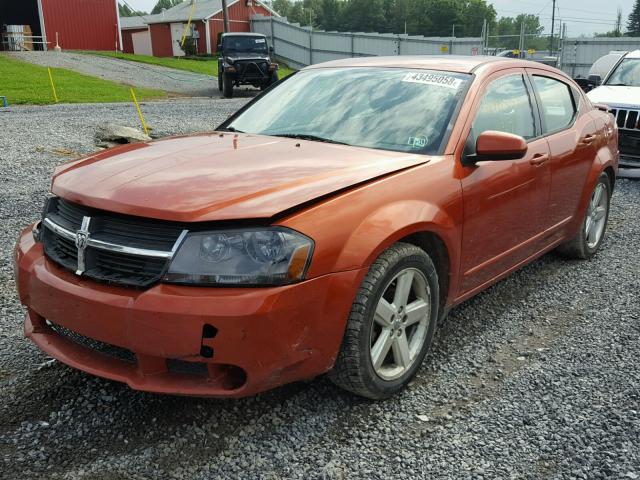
52,132 -> 429,222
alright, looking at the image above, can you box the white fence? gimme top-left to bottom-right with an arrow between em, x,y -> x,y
560,37 -> 640,78
252,15 -> 484,69
252,15 -> 640,79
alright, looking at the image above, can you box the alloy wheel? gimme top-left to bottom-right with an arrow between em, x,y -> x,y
370,268 -> 432,381
585,182 -> 608,249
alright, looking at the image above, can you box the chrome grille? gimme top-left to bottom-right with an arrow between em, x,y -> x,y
42,198 -> 187,288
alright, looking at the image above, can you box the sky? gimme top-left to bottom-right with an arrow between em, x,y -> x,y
124,0 -> 636,37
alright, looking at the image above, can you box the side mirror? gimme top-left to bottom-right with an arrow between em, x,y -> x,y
217,43 -> 222,52
269,45 -> 274,53
465,131 -> 528,165
588,74 -> 602,87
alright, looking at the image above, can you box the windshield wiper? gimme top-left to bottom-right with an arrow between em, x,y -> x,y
606,83 -> 629,86
219,126 -> 244,133
270,133 -> 348,145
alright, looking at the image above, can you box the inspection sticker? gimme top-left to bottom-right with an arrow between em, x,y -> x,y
255,38 -> 266,43
402,72 -> 463,89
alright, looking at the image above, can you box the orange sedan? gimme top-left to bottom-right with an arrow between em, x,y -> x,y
15,57 -> 618,399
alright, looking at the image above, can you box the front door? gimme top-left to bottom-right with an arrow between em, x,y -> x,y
170,23 -> 186,57
458,72 -> 551,294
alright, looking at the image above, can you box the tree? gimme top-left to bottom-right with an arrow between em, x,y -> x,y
628,0 -> 640,36
272,0 -> 293,18
342,0 -> 387,33
319,0 -> 343,30
151,0 -> 183,15
118,2 -> 147,17
491,14 -> 544,50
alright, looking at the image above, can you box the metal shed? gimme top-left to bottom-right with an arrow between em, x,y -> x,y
0,0 -> 121,52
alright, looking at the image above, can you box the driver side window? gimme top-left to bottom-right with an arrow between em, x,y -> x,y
470,75 -> 537,149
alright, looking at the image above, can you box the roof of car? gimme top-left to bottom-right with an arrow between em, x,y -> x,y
625,50 -> 640,59
304,55 -> 556,74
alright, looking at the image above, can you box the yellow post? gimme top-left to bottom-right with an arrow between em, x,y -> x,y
47,67 -> 59,103
180,0 -> 197,49
130,88 -> 150,136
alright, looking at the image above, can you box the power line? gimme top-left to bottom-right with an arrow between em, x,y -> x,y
503,0 -> 624,17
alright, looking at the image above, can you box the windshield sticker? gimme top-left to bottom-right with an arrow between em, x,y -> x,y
255,38 -> 266,43
402,72 -> 463,90
408,136 -> 428,149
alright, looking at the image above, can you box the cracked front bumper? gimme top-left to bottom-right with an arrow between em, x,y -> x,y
15,226 -> 362,397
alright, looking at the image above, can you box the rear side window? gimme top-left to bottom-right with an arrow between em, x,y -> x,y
472,75 -> 536,141
532,76 -> 576,133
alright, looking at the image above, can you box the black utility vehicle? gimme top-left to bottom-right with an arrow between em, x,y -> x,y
218,33 -> 279,98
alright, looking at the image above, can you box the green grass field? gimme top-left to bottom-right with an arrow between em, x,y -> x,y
0,54 -> 166,105
86,51 -> 296,79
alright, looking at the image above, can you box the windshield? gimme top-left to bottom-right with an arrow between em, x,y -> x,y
223,36 -> 268,54
222,68 -> 470,154
605,58 -> 640,86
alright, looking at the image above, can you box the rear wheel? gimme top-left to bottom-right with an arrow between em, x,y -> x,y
218,72 -> 222,91
556,172 -> 611,259
222,72 -> 234,98
329,243 -> 439,399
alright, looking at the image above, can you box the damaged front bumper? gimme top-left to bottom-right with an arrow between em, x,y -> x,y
15,226 -> 362,397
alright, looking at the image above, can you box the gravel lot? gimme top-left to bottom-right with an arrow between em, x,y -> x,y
1,99 -> 639,480
9,51 -> 258,98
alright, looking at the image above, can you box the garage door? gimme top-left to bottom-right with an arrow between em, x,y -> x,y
131,30 -> 152,56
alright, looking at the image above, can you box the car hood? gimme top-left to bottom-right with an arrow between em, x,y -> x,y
52,133 -> 429,222
587,85 -> 640,107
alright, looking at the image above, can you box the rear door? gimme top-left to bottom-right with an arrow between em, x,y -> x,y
458,70 -> 552,295
527,69 -> 599,243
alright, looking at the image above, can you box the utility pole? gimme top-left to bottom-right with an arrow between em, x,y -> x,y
221,0 -> 230,33
550,0 -> 556,55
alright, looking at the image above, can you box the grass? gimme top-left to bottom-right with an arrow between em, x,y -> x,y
0,54 -> 166,105
85,51 -> 296,78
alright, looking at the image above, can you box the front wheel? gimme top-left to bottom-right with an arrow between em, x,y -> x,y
556,172 -> 611,259
260,72 -> 279,91
218,72 -> 222,91
329,243 -> 439,399
222,72 -> 234,98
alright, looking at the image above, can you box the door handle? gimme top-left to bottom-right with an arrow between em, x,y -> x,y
581,134 -> 597,145
530,154 -> 549,166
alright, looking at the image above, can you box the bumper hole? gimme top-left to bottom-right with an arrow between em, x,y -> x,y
202,324 -> 218,339
166,359 -> 209,377
209,364 -> 247,390
200,346 -> 214,358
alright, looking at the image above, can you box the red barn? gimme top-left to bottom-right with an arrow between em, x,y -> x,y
120,16 -> 151,55
145,0 -> 277,57
0,0 -> 121,51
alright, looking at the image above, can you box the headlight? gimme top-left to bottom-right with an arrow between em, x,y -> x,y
164,227 -> 314,286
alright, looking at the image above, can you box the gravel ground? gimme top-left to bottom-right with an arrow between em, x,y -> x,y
8,51 -> 259,97
1,100 -> 639,480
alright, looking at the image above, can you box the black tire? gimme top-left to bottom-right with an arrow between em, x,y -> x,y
556,172 -> 611,259
329,243 -> 439,399
218,72 -> 223,92
260,72 -> 279,91
222,72 -> 234,98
